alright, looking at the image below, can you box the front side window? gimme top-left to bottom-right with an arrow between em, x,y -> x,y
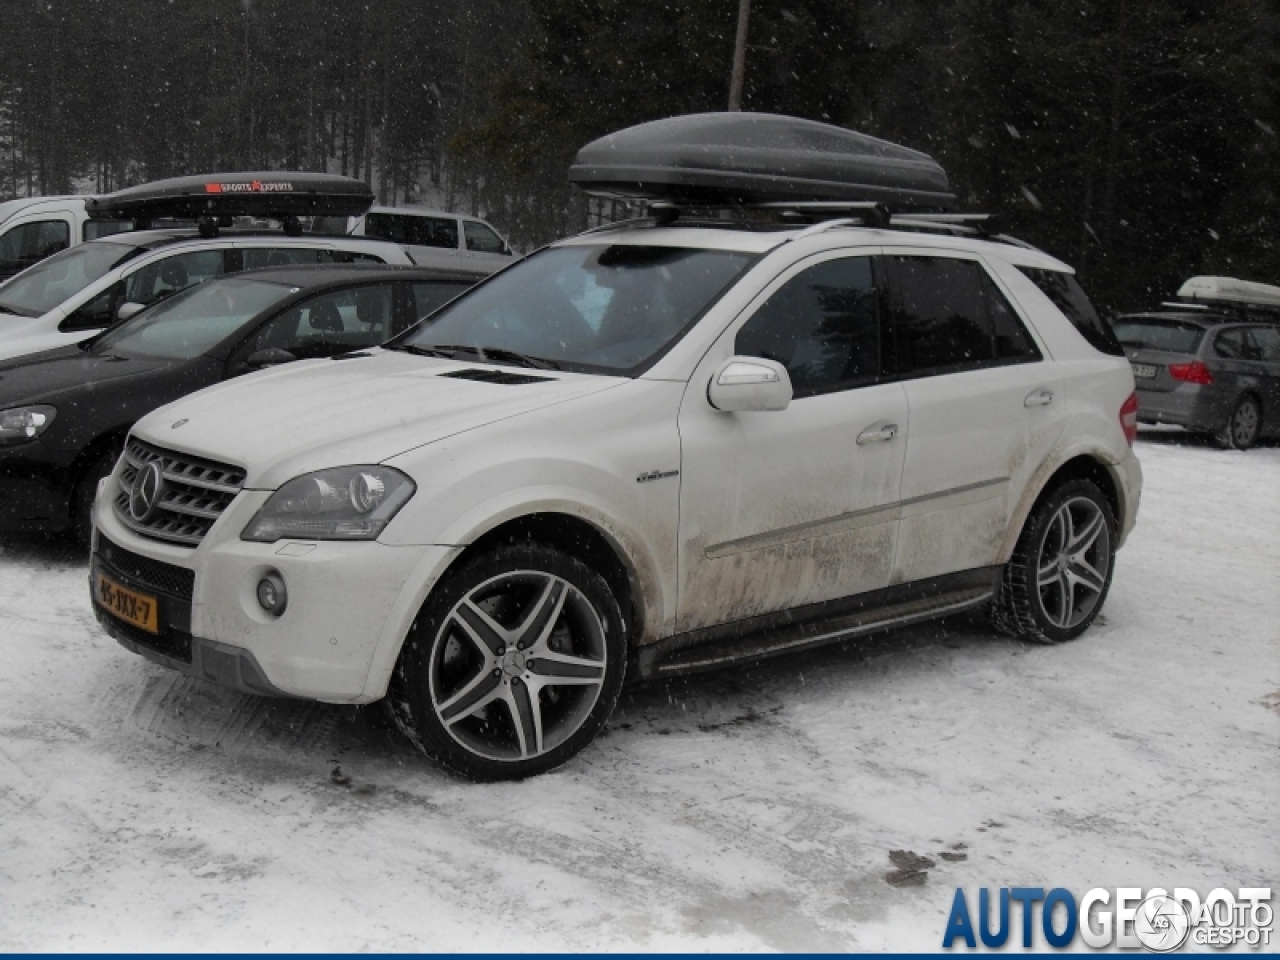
1252,325 -> 1280,363
1214,327 -> 1265,361
0,219 -> 70,274
464,221 -> 508,254
92,277 -> 297,360
393,244 -> 754,374
124,250 -> 225,304
242,283 -> 397,361
736,256 -> 881,396
366,213 -> 458,250
1018,266 -> 1124,356
0,239 -> 143,318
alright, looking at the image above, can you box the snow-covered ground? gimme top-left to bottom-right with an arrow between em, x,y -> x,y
0,432 -> 1276,951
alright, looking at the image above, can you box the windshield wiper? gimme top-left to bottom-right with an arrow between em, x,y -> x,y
392,343 -> 559,370
0,304 -> 29,317
390,343 -> 459,360
444,345 -> 560,370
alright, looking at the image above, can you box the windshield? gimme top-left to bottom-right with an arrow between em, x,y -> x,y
1113,318 -> 1206,354
92,276 -> 298,360
394,244 -> 755,374
0,240 -> 143,317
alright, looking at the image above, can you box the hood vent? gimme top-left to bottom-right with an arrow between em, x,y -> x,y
439,368 -> 552,386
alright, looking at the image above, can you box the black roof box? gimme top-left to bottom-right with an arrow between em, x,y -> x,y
569,112 -> 955,211
86,172 -> 374,221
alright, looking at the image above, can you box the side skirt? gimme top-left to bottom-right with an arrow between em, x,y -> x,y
635,567 -> 1001,680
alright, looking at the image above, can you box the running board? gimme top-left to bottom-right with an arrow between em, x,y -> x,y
637,570 -> 999,680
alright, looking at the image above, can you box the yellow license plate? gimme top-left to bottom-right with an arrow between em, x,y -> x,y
94,571 -> 160,635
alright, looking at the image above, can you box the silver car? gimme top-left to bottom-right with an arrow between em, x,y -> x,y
1117,310 -> 1280,448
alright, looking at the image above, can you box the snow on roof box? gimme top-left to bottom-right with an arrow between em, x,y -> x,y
86,172 -> 375,222
569,112 -> 956,210
1176,275 -> 1280,308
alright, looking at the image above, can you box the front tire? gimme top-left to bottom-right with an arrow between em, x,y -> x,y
1214,394 -> 1261,450
989,478 -> 1116,644
388,544 -> 627,781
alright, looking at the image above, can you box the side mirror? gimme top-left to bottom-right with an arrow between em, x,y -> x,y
707,356 -> 793,412
116,301 -> 147,323
245,347 -> 297,369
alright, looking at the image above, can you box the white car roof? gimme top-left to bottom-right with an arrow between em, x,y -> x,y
0,195 -> 84,224
365,205 -> 497,226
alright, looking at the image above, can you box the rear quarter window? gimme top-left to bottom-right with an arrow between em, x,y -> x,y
1017,266 -> 1124,356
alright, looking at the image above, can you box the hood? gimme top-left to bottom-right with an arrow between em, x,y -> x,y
0,345 -> 175,406
131,350 -> 624,489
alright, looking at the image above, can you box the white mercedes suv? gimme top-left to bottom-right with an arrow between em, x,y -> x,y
90,213 -> 1142,779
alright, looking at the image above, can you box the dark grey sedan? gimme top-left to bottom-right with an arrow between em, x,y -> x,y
1116,310 -> 1280,449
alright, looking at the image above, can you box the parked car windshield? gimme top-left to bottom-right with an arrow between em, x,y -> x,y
91,276 -> 297,361
1113,317 -> 1207,353
0,239 -> 144,317
392,243 -> 754,374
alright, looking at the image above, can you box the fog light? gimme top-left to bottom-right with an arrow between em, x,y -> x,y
257,572 -> 288,615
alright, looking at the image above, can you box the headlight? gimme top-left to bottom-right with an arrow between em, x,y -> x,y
241,466 -> 415,542
0,405 -> 56,446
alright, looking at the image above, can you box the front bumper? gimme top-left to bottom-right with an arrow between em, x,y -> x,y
0,439 -> 73,530
93,483 -> 459,703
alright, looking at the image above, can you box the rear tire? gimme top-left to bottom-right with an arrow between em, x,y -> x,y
387,544 -> 627,781
1214,394 -> 1261,450
989,478 -> 1117,644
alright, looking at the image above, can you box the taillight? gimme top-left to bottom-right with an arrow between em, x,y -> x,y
1120,392 -> 1139,445
1168,361 -> 1213,385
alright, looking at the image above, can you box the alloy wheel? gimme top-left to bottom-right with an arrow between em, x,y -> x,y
428,570 -> 608,763
1232,399 -> 1260,448
1034,496 -> 1112,631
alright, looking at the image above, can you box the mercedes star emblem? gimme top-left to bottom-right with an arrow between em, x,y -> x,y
129,461 -> 165,522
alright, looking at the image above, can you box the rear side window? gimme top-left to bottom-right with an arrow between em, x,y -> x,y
886,256 -> 1038,377
1112,318 -> 1205,354
1017,266 -> 1124,356
365,213 -> 458,250
736,256 -> 881,397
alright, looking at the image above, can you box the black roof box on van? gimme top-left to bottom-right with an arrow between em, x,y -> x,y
86,172 -> 375,221
569,112 -> 956,211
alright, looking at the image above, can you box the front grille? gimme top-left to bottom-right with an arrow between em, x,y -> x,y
114,437 -> 246,546
97,535 -> 195,600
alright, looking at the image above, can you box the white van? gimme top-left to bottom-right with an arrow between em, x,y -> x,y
347,206 -> 516,274
0,196 -> 135,281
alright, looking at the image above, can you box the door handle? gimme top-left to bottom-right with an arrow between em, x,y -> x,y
1024,389 -> 1054,408
857,423 -> 898,445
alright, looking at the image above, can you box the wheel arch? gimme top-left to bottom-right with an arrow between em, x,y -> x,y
1000,449 -> 1126,563
362,502 -> 666,702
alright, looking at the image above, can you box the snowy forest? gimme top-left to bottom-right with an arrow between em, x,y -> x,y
1,0 -> 1277,310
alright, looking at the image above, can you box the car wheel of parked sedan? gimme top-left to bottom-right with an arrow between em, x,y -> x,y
989,478 -> 1116,644
1214,394 -> 1261,450
388,544 -> 627,781
71,445 -> 122,545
